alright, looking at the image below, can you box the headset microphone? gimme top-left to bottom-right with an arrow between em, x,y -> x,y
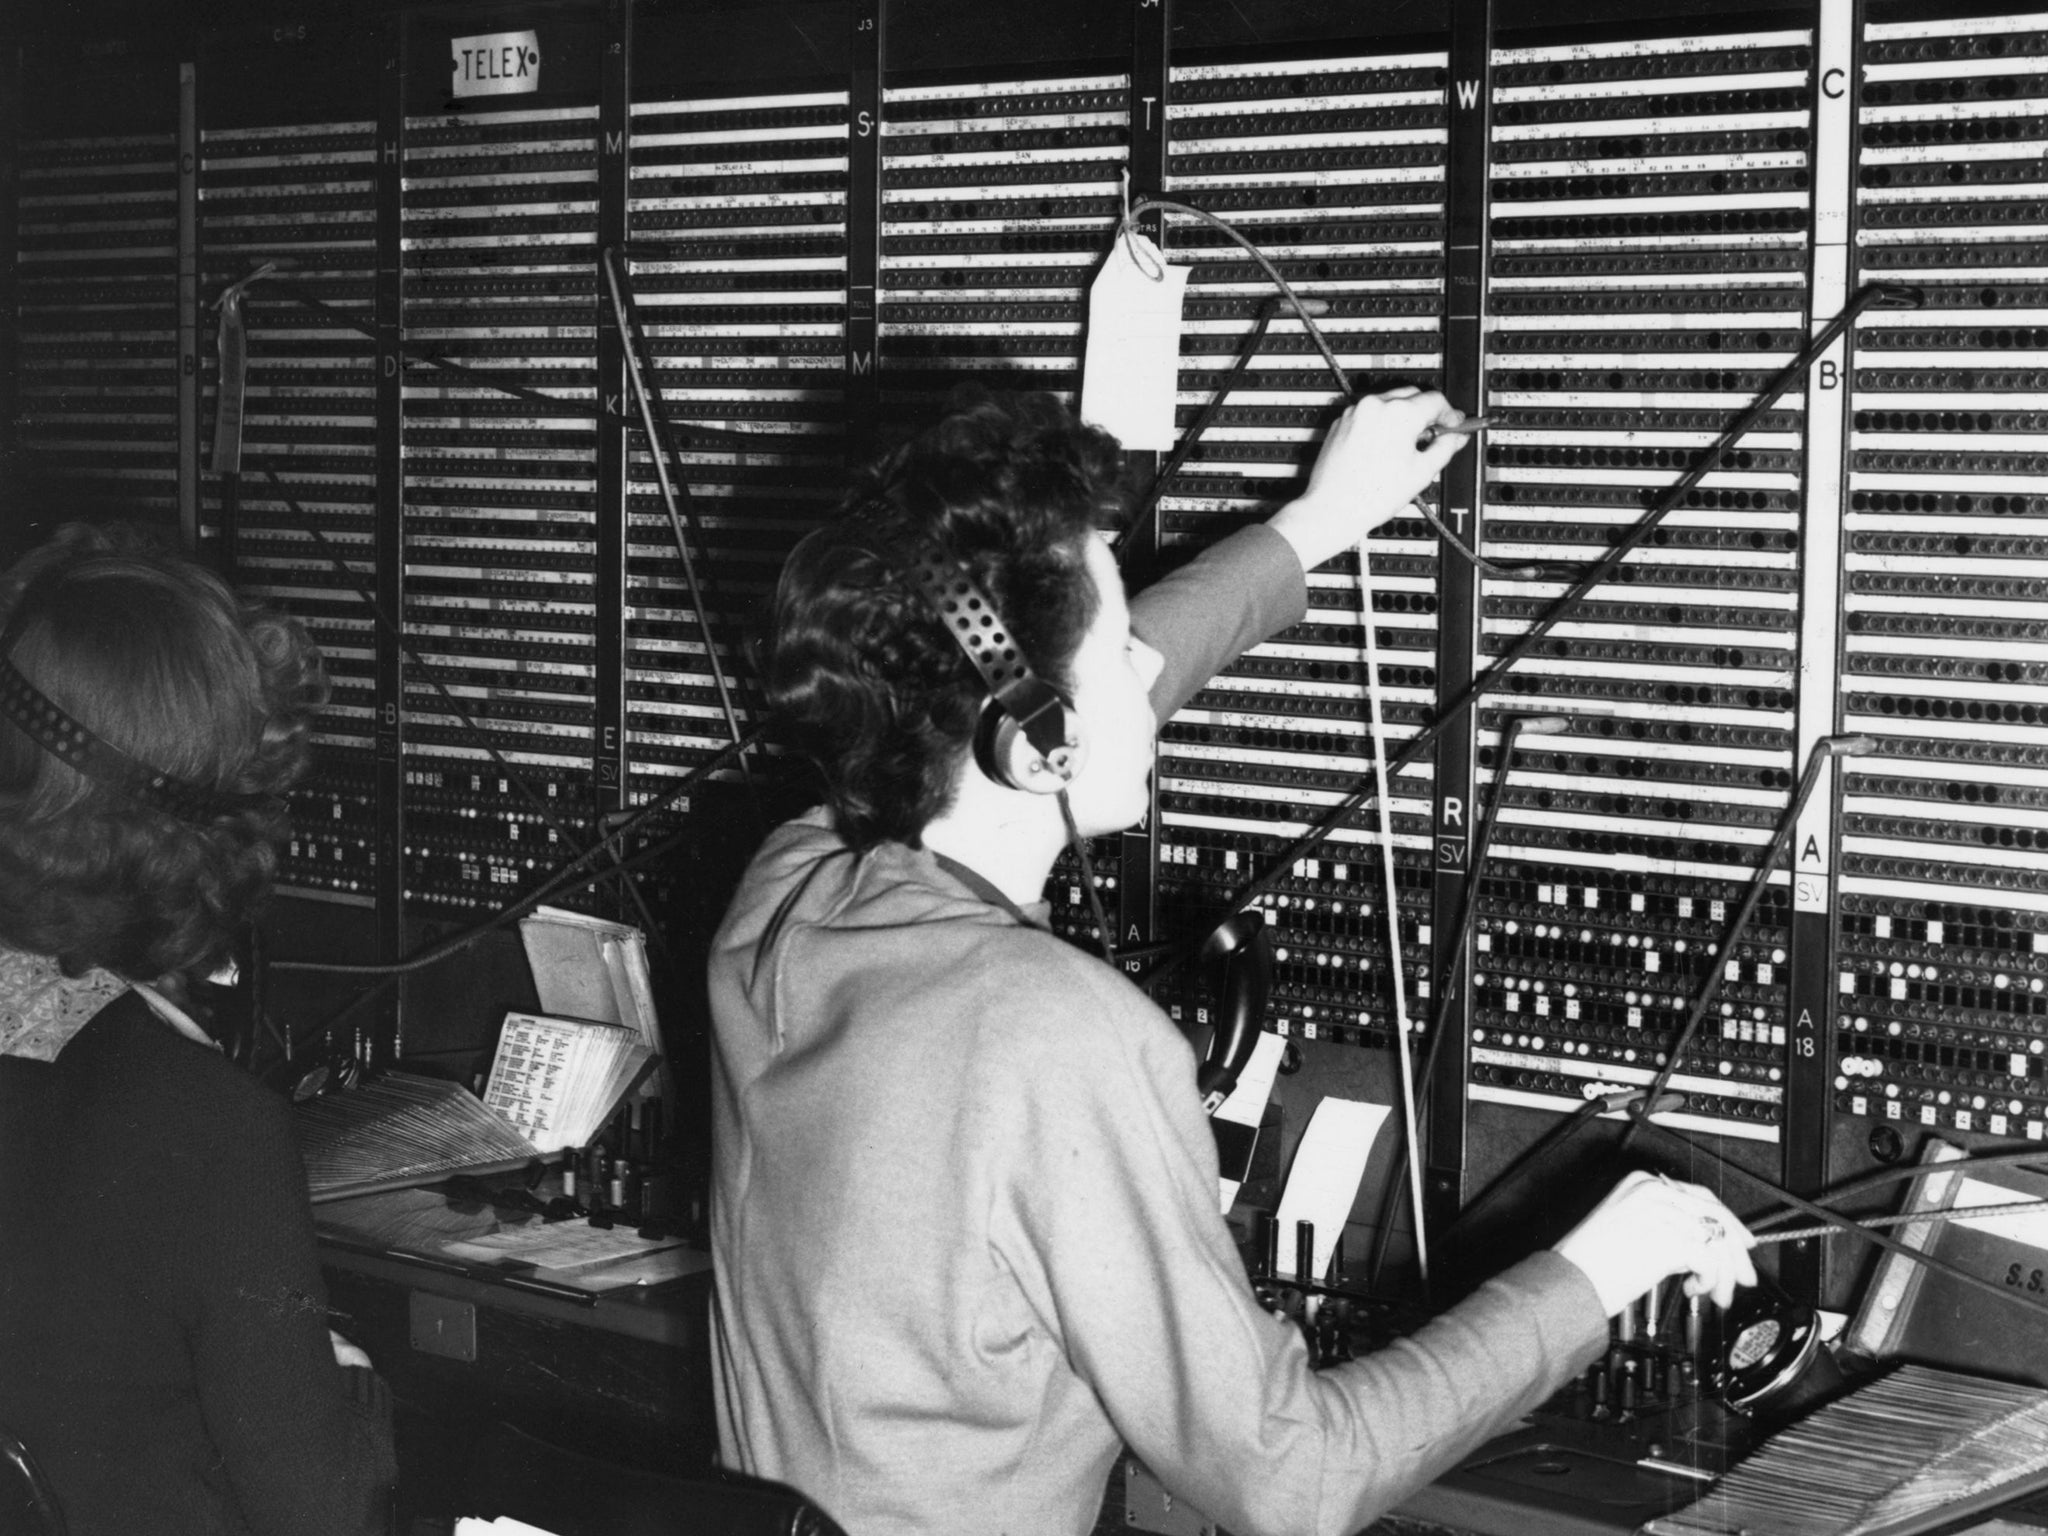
1197,910 -> 1274,1114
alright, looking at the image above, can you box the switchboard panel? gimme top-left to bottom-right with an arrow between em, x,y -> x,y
1152,49 -> 1449,1055
622,86 -> 849,806
877,70 -> 1127,417
1832,8 -> 2048,1155
877,67 -> 1130,946
12,0 -> 2048,1318
1466,29 -> 1816,1150
15,107 -> 179,522
198,112 -> 381,904
397,98 -> 603,912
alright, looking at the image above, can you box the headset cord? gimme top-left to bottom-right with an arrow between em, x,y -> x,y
1059,789 -> 1118,967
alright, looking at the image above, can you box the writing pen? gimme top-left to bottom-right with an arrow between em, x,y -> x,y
1416,414 -> 1495,451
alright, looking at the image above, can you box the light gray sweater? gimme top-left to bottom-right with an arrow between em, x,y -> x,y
707,527 -> 1607,1536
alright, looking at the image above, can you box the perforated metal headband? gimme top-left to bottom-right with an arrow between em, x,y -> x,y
0,653 -> 272,823
908,549 -> 1075,772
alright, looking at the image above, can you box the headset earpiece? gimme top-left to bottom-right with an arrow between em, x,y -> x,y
909,547 -> 1087,793
973,696 -> 1087,793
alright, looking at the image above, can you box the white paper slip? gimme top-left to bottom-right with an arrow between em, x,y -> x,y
478,1010 -> 652,1155
1078,231 -> 1191,451
1947,1177 -> 2048,1252
454,1518 -> 560,1536
441,1219 -> 688,1274
1272,1097 -> 1391,1282
1213,1030 -> 1289,1216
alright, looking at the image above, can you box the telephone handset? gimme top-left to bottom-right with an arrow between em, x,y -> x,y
1195,910 -> 1272,1116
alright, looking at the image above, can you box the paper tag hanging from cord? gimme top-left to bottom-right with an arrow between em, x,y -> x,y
1079,229 -> 1190,451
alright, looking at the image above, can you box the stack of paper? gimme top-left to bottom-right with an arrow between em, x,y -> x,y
518,905 -> 660,1055
478,1010 -> 652,1154
518,905 -> 668,1111
296,1072 -> 542,1202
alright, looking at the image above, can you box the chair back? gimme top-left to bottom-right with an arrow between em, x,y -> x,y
0,1425 -> 65,1536
462,1421 -> 844,1536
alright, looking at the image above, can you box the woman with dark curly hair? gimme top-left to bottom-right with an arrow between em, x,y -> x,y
709,389 -> 1755,1536
0,525 -> 396,1536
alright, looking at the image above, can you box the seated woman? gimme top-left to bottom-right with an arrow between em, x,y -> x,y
0,524 -> 395,1536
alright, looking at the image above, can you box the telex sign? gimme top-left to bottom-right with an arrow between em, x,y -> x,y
451,30 -> 541,98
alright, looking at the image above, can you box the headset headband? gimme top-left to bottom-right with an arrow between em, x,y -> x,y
0,652 -> 271,823
907,549 -> 1076,776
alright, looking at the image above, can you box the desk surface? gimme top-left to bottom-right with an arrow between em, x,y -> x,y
317,1186 -> 1660,1536
314,1189 -> 2048,1536
315,1185 -> 712,1347
315,1184 -> 723,1509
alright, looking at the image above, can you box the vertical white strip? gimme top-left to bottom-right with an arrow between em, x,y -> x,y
1361,570 -> 1429,1282
1794,0 -> 1856,915
1812,8 -> 1855,252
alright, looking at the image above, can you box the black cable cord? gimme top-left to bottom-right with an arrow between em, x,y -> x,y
1748,1148 -> 2048,1232
1441,1089 -> 1679,1245
1120,299 -> 1280,572
1123,197 -> 1540,581
274,725 -> 766,981
1423,737 -> 1866,1282
1426,281 -> 1917,745
1138,279 -> 1923,991
599,247 -> 759,806
1620,735 -> 1869,1150
1098,216 -> 1922,1297
1628,1114 -> 2048,1325
611,838 -> 672,973
269,265 -> 764,805
1437,997 -> 2048,1326
239,269 -> 771,1001
1107,938 -> 1175,965
253,465 -> 596,861
244,290 -> 771,863
284,727 -> 765,1046
601,251 -> 751,652
290,854 -> 636,1050
254,272 -> 766,452
249,465 -> 676,1018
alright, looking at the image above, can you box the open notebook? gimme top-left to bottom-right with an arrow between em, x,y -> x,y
295,907 -> 666,1198
296,1072 -> 540,1202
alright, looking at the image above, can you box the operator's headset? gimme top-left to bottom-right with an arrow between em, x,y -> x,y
906,546 -> 1087,795
902,535 -> 1273,1114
